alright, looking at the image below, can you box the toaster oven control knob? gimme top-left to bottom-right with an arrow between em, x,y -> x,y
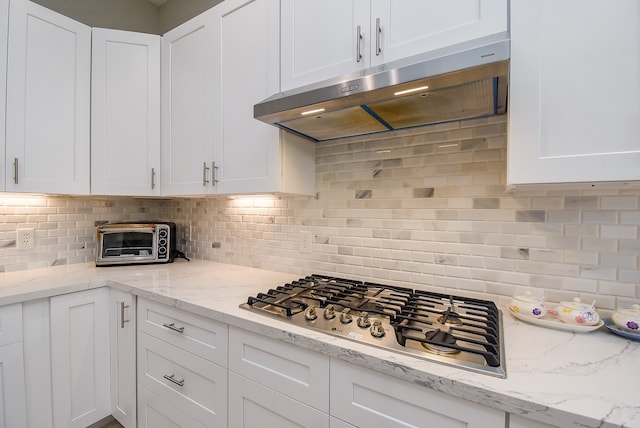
324,305 -> 336,320
340,308 -> 353,324
370,319 -> 385,337
357,311 -> 371,328
304,306 -> 318,321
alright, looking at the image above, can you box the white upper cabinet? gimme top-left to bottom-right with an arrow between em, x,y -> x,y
0,0 -> 8,192
281,0 -> 370,91
161,0 -> 315,196
508,0 -> 640,184
370,0 -> 508,66
281,0 -> 508,91
212,0 -> 315,195
91,28 -> 161,196
161,8 -> 217,196
6,0 -> 91,194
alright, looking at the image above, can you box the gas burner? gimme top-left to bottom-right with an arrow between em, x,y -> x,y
421,329 -> 461,355
241,274 -> 505,378
437,306 -> 464,326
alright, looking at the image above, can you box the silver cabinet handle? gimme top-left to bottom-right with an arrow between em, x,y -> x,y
151,167 -> 156,190
375,17 -> 382,56
202,162 -> 210,186
162,322 -> 184,333
163,374 -> 184,387
13,158 -> 18,184
356,25 -> 363,62
120,301 -> 129,329
212,161 -> 219,185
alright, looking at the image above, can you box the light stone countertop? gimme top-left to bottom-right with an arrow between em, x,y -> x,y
0,260 -> 638,428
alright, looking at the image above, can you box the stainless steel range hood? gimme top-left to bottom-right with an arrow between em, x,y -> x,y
254,39 -> 509,142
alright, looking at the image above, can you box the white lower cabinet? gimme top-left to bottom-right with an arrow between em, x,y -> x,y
137,386 -> 207,428
229,326 -> 330,412
110,289 -> 137,428
229,372 -> 329,428
0,304 -> 27,428
50,288 -> 111,428
330,417 -> 356,428
331,359 -> 506,428
228,326 -> 330,427
136,298 -> 228,427
509,414 -> 559,428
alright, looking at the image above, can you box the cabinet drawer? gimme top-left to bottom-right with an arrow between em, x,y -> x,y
138,331 -> 227,427
229,326 -> 329,412
0,303 -> 22,346
229,372 -> 329,428
138,298 -> 227,367
331,359 -> 505,428
138,386 -> 207,428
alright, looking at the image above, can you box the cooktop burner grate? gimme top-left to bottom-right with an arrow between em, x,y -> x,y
241,274 -> 505,378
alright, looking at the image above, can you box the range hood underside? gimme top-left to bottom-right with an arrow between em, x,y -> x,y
255,55 -> 509,143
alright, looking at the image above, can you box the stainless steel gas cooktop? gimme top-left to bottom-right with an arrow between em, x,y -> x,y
240,274 -> 506,378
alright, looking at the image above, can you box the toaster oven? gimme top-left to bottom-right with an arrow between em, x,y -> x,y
96,222 -> 176,266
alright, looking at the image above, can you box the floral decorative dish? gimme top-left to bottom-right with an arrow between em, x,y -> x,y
604,318 -> 640,341
508,307 -> 604,332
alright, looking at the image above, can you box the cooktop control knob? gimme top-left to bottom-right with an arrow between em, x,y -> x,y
304,306 -> 318,321
340,308 -> 353,324
370,319 -> 385,337
357,311 -> 371,328
324,305 -> 336,320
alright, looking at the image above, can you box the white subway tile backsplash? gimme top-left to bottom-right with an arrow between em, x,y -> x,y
0,117 -> 638,308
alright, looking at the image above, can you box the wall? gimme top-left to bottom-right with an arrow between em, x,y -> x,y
1,117 -> 638,310
158,0 -> 222,33
30,0 -> 162,34
29,0 -> 223,34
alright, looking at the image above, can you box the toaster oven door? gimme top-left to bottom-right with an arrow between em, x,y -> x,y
97,227 -> 157,265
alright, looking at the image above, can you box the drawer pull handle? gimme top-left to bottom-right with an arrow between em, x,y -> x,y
162,322 -> 185,333
163,374 -> 184,387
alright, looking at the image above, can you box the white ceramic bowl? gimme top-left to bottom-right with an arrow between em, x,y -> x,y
556,298 -> 600,326
611,304 -> 640,334
509,292 -> 547,318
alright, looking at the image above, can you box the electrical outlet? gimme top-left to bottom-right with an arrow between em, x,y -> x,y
16,228 -> 35,250
300,231 -> 312,253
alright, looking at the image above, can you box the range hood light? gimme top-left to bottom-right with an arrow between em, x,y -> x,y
394,85 -> 430,96
301,108 -> 325,116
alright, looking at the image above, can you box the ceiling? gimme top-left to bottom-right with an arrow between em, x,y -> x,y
147,0 -> 168,6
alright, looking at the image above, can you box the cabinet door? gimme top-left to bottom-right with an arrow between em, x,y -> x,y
50,288 -> 110,428
22,299 -> 53,428
92,28 -> 161,196
508,0 -> 640,184
229,326 -> 329,412
6,0 -> 91,194
331,359 -> 505,428
370,0 -> 508,66
228,372 -> 329,428
509,414 -> 560,428
0,342 -> 28,428
110,289 -> 136,428
138,386 -> 207,428
212,0 -> 282,194
0,0 -> 8,192
161,9 -> 216,195
138,332 -> 227,427
280,0 -> 370,91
